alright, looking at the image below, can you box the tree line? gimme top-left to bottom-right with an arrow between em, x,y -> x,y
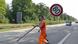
0,0 -> 76,24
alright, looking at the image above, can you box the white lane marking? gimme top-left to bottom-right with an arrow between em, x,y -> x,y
58,33 -> 71,44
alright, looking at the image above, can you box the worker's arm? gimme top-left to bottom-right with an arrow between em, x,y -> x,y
38,21 -> 44,32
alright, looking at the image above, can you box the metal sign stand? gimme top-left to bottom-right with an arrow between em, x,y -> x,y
17,25 -> 37,42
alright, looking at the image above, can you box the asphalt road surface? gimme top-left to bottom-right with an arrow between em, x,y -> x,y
0,23 -> 78,44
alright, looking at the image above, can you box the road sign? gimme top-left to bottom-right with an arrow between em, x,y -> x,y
50,4 -> 63,16
16,12 -> 22,23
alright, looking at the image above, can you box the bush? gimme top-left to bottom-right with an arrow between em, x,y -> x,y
46,20 -> 64,25
0,15 -> 9,24
0,18 -> 9,24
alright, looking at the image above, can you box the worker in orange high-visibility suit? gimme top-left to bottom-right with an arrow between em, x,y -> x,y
38,16 -> 49,44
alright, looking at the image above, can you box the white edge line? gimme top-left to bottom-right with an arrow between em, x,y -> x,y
58,33 -> 71,44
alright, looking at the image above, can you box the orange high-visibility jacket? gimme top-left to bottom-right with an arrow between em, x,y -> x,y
39,20 -> 47,44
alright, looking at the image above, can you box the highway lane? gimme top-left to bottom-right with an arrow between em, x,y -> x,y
63,24 -> 78,44
0,24 -> 77,44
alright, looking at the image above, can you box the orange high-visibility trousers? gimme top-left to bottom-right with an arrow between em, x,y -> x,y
39,20 -> 47,44
39,32 -> 47,44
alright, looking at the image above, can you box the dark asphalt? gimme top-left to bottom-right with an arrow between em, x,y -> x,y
0,24 -> 78,44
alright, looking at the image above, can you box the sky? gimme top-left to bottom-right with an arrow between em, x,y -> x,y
5,0 -> 78,20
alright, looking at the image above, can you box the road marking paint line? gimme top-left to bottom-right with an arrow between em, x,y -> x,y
58,33 -> 71,44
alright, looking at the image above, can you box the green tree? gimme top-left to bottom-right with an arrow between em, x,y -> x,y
0,0 -> 9,23
0,0 -> 6,15
12,0 -> 76,24
12,0 -> 33,23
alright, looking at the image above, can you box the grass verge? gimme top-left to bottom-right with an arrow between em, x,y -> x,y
0,21 -> 64,32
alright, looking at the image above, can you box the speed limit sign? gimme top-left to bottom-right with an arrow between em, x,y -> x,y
50,4 -> 63,16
